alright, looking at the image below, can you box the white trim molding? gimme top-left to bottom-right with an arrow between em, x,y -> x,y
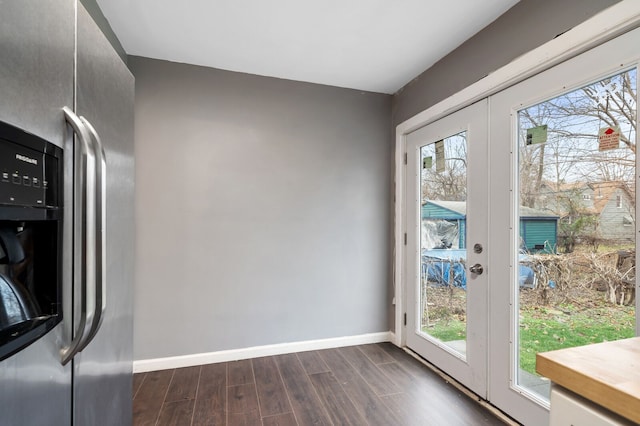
133,331 -> 393,373
393,0 -> 640,347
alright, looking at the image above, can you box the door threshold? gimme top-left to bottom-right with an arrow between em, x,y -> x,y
401,346 -> 520,426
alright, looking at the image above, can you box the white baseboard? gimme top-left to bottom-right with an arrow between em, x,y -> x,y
133,331 -> 393,373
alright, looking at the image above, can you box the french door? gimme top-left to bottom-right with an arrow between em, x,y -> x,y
404,27 -> 640,425
488,27 -> 639,424
405,100 -> 488,398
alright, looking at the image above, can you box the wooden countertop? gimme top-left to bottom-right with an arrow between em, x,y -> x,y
536,337 -> 640,424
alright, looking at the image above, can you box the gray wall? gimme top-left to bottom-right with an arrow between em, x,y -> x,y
131,0 -> 620,359
392,0 -> 620,126
130,57 -> 392,360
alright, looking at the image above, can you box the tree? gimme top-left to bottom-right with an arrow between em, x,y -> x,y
556,189 -> 598,253
421,133 -> 467,203
519,68 -> 636,224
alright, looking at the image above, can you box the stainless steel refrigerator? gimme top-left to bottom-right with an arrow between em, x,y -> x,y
0,1 -> 134,425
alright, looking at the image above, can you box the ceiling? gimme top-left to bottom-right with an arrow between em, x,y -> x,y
97,0 -> 520,94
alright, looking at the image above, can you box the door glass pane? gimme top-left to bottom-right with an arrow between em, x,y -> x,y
517,69 -> 637,400
420,132 -> 468,357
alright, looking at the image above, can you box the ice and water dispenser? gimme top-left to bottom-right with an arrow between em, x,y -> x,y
0,120 -> 63,361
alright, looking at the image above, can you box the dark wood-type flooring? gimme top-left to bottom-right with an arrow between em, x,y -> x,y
133,343 -> 507,426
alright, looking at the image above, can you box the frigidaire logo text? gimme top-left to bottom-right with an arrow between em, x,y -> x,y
16,153 -> 38,165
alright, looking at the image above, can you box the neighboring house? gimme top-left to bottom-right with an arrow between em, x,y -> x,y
591,181 -> 635,241
422,200 -> 558,253
535,180 -> 635,243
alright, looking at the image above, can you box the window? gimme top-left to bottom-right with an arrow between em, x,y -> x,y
616,195 -> 622,208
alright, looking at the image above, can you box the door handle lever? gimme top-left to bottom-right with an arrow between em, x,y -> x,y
469,264 -> 484,275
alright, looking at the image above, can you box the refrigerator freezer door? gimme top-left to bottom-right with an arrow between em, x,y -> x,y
0,1 -> 74,425
0,1 -> 75,149
72,4 -> 135,426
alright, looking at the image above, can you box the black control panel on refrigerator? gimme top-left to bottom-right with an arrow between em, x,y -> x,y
0,120 -> 63,361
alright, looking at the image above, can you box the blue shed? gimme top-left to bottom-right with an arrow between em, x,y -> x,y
422,201 -> 557,253
519,206 -> 558,253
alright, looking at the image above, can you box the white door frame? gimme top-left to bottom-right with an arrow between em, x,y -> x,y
393,0 -> 640,347
404,100 -> 489,397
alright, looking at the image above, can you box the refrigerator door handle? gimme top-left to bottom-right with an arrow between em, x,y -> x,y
77,117 -> 106,350
60,106 -> 98,365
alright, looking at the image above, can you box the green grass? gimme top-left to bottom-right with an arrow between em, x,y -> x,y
519,305 -> 635,374
422,306 -> 635,376
423,319 -> 466,342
